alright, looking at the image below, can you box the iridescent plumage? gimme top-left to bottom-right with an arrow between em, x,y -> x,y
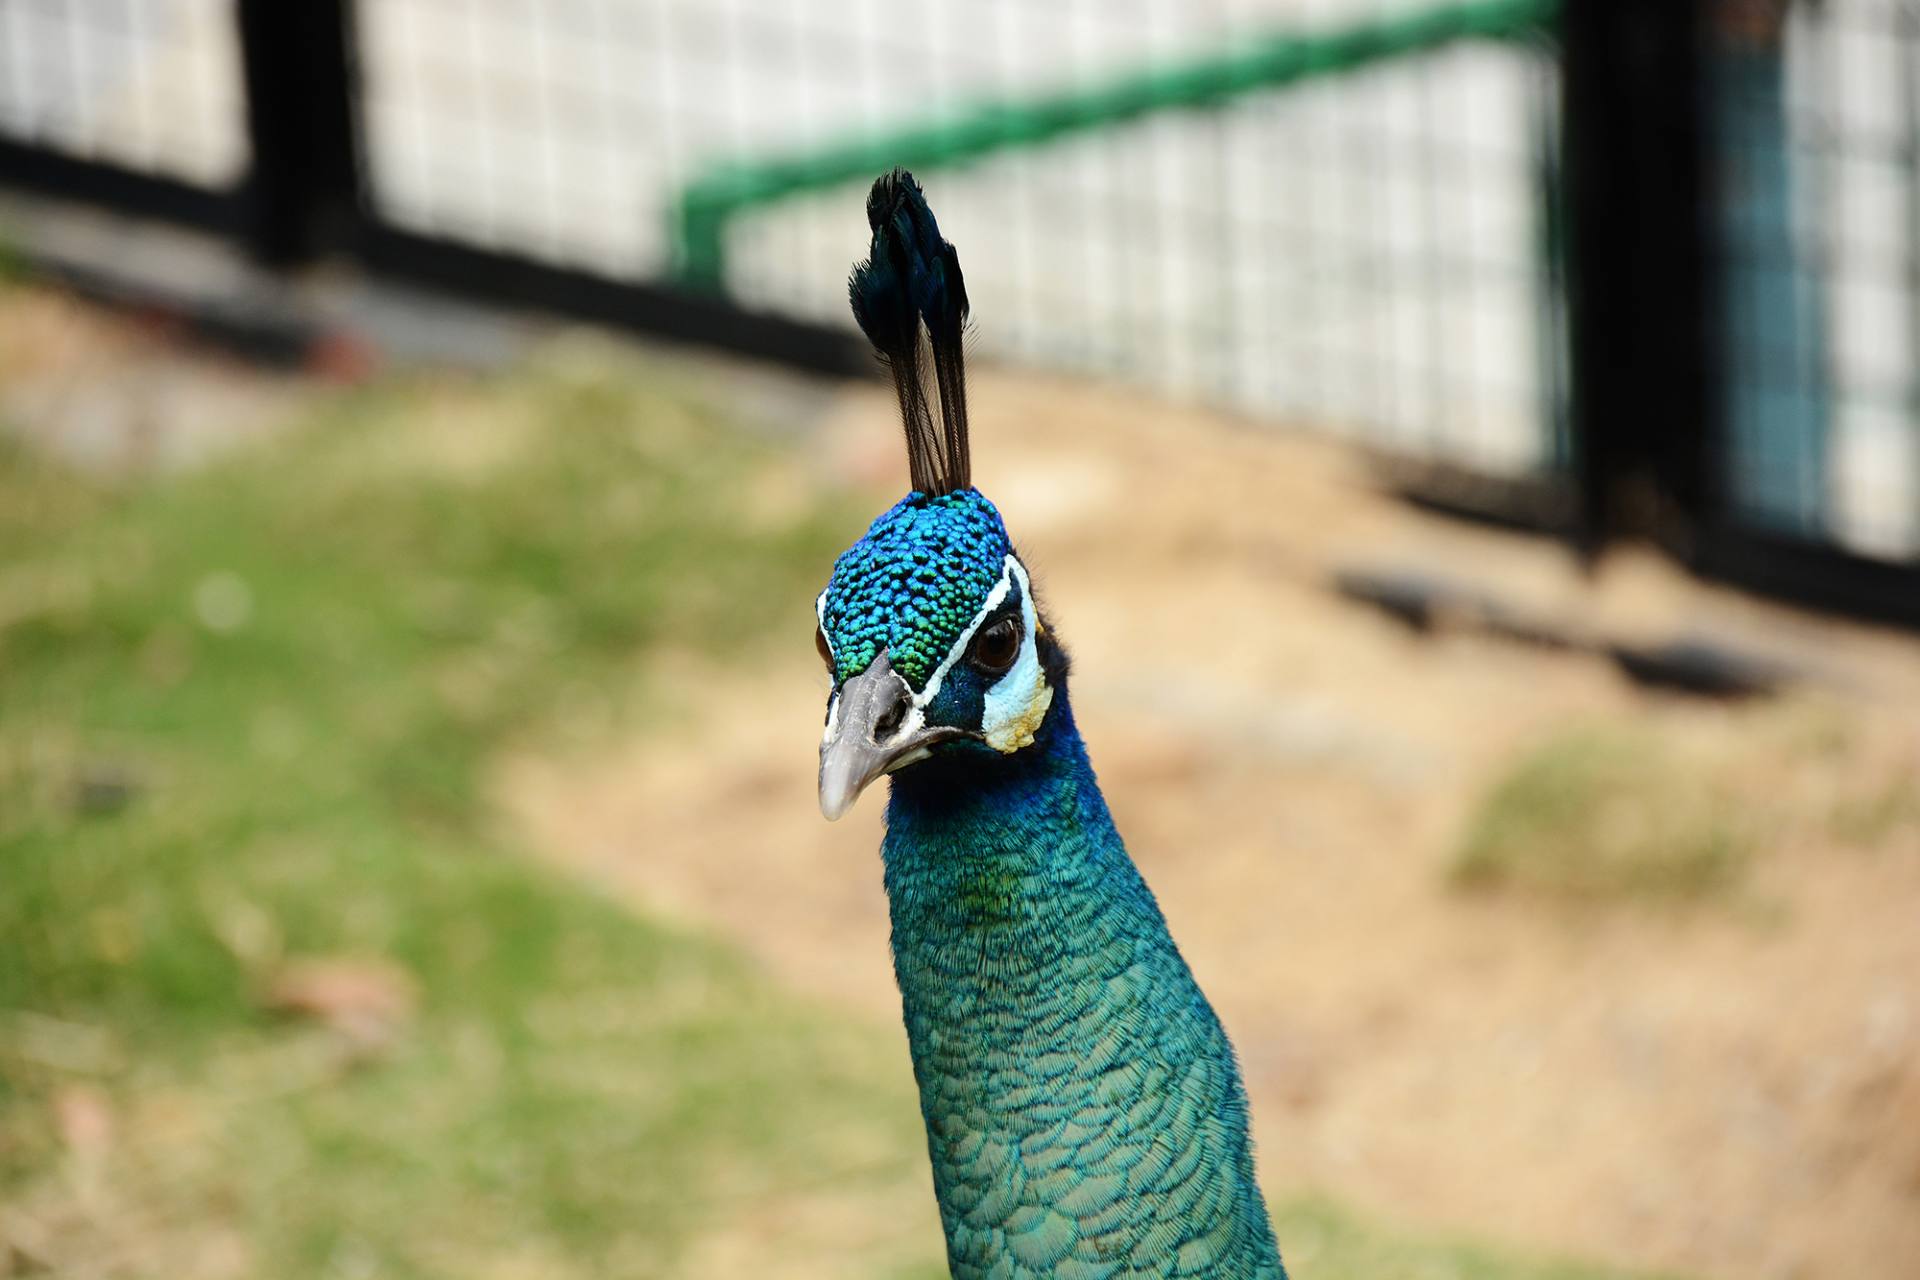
817,171 -> 1285,1279
820,490 -> 1011,688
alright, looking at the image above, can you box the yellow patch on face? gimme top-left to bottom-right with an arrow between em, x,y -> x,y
985,679 -> 1053,753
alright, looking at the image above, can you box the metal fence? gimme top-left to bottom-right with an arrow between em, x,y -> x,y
0,0 -> 246,188
348,0 -> 1564,479
1709,0 -> 1920,561
0,1 -> 1915,622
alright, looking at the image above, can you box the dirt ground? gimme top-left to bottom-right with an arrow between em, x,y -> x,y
9,277 -> 1914,1277
504,372 -> 1920,1280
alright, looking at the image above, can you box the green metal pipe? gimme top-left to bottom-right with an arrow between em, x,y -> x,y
670,0 -> 1559,289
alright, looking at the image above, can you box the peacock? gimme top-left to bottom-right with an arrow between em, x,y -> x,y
813,169 -> 1287,1279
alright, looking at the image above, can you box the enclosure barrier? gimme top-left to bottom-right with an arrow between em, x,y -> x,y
669,0 -> 1560,289
0,0 -> 1916,626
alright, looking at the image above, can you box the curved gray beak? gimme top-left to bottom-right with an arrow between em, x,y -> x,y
818,651 -> 960,821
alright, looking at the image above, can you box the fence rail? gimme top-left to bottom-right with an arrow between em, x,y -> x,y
0,0 -> 1915,626
669,0 -> 1558,287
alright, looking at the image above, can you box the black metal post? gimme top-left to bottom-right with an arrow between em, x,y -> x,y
235,0 -> 362,265
1560,0 -> 1716,556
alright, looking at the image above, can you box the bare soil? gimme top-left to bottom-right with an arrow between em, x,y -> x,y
504,372 -> 1920,1280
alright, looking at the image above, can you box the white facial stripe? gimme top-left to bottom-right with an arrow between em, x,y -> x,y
980,558 -> 1051,753
912,556 -> 1019,710
1006,557 -> 1034,624
817,589 -> 840,747
993,560 -> 1039,704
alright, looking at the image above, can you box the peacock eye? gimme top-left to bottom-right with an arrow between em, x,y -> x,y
969,616 -> 1021,676
815,625 -> 833,671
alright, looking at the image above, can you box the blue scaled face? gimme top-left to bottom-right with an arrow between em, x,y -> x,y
819,490 -> 1013,691
815,488 -> 1056,763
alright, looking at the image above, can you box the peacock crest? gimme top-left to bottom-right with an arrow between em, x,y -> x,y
848,167 -> 972,497
813,170 -> 1286,1279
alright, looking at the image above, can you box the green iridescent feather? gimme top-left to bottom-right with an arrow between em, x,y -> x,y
821,490 -> 1010,688
819,169 -> 1286,1277
882,700 -> 1286,1279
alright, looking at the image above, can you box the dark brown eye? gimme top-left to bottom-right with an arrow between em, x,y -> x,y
969,617 -> 1021,675
815,625 -> 833,671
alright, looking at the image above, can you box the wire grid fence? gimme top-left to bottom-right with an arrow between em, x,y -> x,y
354,0 -> 1566,479
1711,0 -> 1920,559
6,2 -> 1918,567
0,0 -> 246,187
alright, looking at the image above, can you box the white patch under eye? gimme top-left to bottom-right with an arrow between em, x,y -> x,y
979,558 -> 1051,753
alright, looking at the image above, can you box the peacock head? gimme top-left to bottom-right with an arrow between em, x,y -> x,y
814,488 -> 1061,819
815,170 -> 1063,821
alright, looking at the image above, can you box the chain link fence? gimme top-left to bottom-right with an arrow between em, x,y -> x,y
1710,0 -> 1920,558
0,1 -> 1915,609
0,0 -> 246,187
348,1 -> 1563,478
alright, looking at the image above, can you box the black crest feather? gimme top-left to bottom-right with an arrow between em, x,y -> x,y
848,169 -> 970,496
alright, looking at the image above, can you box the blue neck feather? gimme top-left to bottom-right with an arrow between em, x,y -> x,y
883,694 -> 1286,1279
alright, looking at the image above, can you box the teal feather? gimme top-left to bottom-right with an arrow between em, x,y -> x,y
821,169 -> 1285,1278
821,490 -> 1011,688
883,698 -> 1285,1278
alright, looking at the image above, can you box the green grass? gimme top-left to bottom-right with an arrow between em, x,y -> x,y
0,357 -> 939,1277
0,345 -> 1683,1277
0,230 -> 22,285
1451,726 -> 1750,903
1833,781 -> 1920,847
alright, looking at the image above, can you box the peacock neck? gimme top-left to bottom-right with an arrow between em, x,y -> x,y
882,696 -> 1140,960
880,693 -> 1286,1278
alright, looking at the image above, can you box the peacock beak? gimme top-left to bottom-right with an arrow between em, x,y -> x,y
818,651 -> 959,821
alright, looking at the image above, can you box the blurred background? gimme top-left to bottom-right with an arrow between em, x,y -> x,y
0,1 -> 1916,1277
